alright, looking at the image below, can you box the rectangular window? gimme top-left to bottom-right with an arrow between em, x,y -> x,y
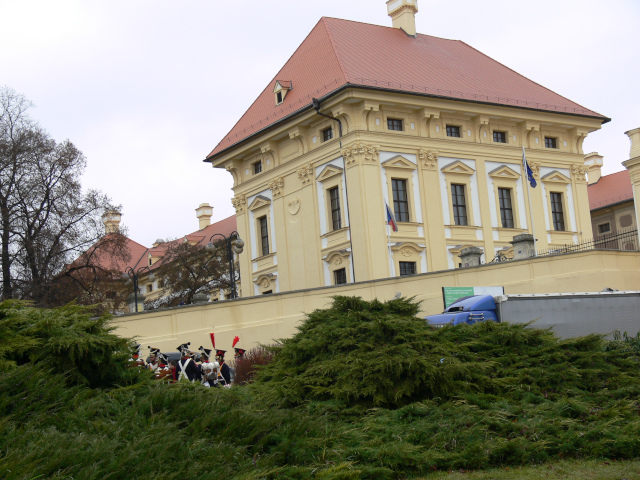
322,127 -> 333,142
392,179 -> 410,223
493,131 -> 507,143
147,284 -> 153,293
550,192 -> 565,231
262,290 -> 272,295
399,261 -> 417,276
598,223 -> 611,234
545,137 -> 558,149
334,268 -> 347,285
259,216 -> 269,255
451,184 -> 468,226
498,188 -> 514,228
329,187 -> 342,231
253,161 -> 262,174
446,125 -> 461,138
387,118 -> 403,131
276,91 -> 283,104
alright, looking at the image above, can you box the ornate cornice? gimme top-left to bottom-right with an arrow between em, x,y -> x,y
418,149 -> 438,170
341,142 -> 379,166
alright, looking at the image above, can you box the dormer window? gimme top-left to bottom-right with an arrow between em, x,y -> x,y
273,80 -> 292,106
253,160 -> 262,174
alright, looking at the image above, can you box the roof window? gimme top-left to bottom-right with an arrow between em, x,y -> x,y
273,80 -> 292,106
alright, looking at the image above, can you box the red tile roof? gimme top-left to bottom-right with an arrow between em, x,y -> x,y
70,233 -> 149,274
76,216 -> 238,274
146,215 -> 238,271
588,170 -> 634,211
207,17 -> 608,160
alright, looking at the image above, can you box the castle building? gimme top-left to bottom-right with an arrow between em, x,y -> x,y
205,1 -> 608,296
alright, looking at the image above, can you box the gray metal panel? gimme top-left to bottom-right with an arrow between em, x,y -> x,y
503,293 -> 640,339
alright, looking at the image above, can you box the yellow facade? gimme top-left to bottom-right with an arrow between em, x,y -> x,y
211,88 -> 602,295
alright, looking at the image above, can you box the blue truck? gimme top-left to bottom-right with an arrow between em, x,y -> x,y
425,294 -> 499,327
424,291 -> 640,339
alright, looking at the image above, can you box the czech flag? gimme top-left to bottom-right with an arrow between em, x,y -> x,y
522,147 -> 537,188
385,202 -> 398,232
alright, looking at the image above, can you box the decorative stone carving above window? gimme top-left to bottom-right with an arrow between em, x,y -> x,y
488,165 -> 520,180
381,155 -> 415,170
341,142 -> 379,166
316,164 -> 344,182
441,160 -> 475,175
541,170 -> 571,184
527,161 -> 540,179
248,195 -> 271,211
418,149 -> 438,170
269,177 -> 284,198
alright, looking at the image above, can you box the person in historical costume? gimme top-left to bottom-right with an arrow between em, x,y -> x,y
128,343 -> 146,368
215,349 -> 231,386
198,346 -> 219,387
175,343 -> 200,382
147,347 -> 161,371
154,353 -> 173,382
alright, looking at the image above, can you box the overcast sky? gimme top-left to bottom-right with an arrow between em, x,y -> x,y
2,0 -> 638,247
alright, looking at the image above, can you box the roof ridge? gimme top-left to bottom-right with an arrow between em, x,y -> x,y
320,17 -> 349,84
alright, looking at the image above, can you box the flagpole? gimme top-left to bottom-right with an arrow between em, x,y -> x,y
523,147 -> 537,256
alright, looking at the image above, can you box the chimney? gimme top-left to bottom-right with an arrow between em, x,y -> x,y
626,127 -> 640,160
102,210 -> 122,234
196,203 -> 213,230
584,152 -> 603,185
387,0 -> 419,37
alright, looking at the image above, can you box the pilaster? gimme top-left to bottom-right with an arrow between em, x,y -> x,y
418,148 -> 447,271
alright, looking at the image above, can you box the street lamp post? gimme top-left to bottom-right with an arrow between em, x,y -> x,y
122,266 -> 155,312
206,231 -> 244,299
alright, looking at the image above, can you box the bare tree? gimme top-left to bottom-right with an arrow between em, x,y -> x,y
0,86 -> 123,305
148,239 -> 234,308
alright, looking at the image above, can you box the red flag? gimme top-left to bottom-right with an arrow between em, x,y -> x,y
232,336 -> 240,348
209,332 -> 215,349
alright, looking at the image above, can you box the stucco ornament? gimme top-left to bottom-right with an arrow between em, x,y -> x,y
527,161 -> 540,179
269,177 -> 284,198
571,164 -> 588,183
418,149 -> 438,170
401,248 -> 413,257
341,142 -> 379,166
287,197 -> 301,215
231,194 -> 246,213
260,278 -> 271,289
333,257 -> 343,266
297,164 -> 313,185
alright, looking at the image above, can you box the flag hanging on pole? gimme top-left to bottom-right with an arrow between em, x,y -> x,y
522,147 -> 537,188
385,202 -> 398,232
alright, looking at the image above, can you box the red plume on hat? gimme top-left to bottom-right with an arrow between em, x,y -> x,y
209,332 -> 215,349
232,336 -> 240,348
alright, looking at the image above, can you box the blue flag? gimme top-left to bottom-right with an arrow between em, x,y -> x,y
522,147 -> 537,188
